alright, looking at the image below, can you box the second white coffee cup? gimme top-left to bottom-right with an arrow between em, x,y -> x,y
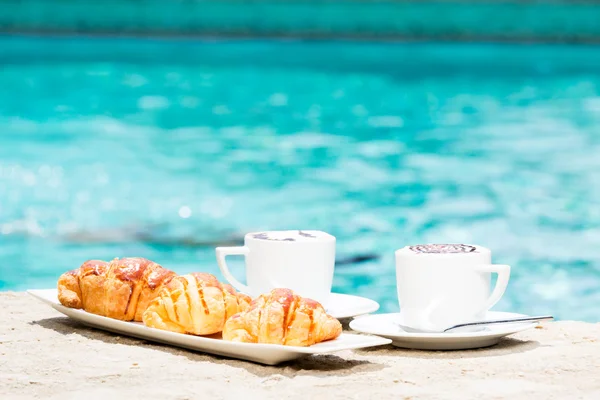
216,230 -> 336,308
395,244 -> 511,332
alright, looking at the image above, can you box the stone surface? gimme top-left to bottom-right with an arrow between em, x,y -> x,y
2,291 -> 600,399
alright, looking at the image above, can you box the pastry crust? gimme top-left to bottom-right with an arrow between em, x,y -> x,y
222,288 -> 342,346
57,258 -> 176,321
142,273 -> 252,335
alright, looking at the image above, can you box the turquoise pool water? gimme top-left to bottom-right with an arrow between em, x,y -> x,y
1,35 -> 600,322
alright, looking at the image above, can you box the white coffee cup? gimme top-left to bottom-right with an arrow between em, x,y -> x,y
216,230 -> 336,307
395,244 -> 511,332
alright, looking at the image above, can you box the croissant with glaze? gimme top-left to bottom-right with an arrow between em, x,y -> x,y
222,288 -> 342,346
57,257 -> 176,321
142,272 -> 252,335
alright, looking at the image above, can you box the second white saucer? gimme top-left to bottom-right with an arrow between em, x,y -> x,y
326,293 -> 380,319
349,311 -> 540,350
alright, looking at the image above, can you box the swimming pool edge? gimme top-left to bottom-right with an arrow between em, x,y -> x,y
1,1 -> 600,44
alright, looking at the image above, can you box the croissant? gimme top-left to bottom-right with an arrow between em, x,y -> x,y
222,288 -> 342,346
142,272 -> 252,335
57,257 -> 176,321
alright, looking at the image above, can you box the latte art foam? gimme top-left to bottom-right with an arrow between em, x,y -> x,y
409,244 -> 477,254
251,230 -> 330,242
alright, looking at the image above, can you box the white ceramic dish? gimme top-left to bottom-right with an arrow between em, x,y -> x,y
326,293 -> 380,319
349,311 -> 540,350
28,289 -> 391,365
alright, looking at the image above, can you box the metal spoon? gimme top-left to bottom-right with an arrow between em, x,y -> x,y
443,315 -> 554,332
399,315 -> 554,334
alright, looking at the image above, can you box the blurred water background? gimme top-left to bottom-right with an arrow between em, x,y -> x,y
2,1 -> 600,322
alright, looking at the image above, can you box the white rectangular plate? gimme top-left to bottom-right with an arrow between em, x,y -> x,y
28,289 -> 391,365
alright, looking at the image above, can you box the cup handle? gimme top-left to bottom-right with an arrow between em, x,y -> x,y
473,264 -> 511,317
215,246 -> 251,294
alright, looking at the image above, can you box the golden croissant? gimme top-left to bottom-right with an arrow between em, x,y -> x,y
142,272 -> 252,335
57,257 -> 176,321
222,288 -> 342,346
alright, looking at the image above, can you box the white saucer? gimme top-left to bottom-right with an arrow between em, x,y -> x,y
326,293 -> 380,319
349,311 -> 540,350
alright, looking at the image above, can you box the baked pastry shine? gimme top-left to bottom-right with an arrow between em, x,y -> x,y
142,273 -> 252,335
222,288 -> 342,346
57,257 -> 176,321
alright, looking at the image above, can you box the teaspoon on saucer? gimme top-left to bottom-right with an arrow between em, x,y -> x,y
399,315 -> 554,334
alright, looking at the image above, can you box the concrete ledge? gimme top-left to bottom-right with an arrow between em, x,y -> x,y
2,292 -> 600,399
1,1 -> 600,43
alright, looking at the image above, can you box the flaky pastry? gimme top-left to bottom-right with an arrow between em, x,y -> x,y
57,257 -> 176,321
142,272 -> 252,335
222,288 -> 342,346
